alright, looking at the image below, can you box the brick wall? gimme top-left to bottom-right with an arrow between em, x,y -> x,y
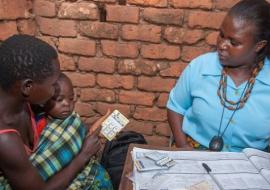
0,0 -> 243,146
0,0 -> 36,41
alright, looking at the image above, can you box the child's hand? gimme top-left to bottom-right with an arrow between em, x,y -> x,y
87,110 -> 111,136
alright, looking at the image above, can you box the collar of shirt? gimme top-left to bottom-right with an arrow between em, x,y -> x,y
201,52 -> 270,86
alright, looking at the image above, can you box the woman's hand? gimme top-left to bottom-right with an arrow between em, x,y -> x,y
80,110 -> 111,161
180,143 -> 194,150
167,109 -> 193,150
80,134 -> 101,160
87,110 -> 111,136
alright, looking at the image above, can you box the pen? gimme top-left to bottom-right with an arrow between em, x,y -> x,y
202,163 -> 224,190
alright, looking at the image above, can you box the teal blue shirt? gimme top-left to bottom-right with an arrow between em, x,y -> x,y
167,52 -> 270,152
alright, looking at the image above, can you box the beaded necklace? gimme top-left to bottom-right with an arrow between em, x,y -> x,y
217,61 -> 264,110
209,61 -> 264,151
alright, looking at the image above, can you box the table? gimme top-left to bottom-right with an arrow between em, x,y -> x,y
118,144 -> 184,190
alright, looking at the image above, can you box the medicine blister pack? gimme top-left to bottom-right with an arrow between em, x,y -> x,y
144,151 -> 176,168
101,110 -> 129,141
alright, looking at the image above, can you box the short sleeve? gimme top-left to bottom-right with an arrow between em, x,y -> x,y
166,62 -> 194,115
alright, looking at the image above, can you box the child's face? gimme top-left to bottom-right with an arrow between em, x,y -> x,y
47,78 -> 75,119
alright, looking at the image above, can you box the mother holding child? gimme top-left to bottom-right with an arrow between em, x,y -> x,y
1,0 -> 270,189
0,35 -> 113,189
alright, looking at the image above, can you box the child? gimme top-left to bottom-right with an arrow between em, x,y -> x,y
32,73 -> 113,190
0,34 -> 109,190
35,72 -> 80,136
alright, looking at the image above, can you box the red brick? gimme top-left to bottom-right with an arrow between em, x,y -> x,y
155,123 -> 171,137
37,17 -> 77,37
65,72 -> 95,87
97,74 -> 134,89
160,62 -> 188,77
34,0 -> 56,17
206,31 -> 219,46
101,40 -> 139,58
141,44 -> 180,60
0,0 -> 30,19
215,0 -> 240,10
74,88 -> 80,100
0,22 -> 17,41
74,102 -> 95,117
17,19 -> 36,35
37,36 -> 57,49
119,90 -> 155,106
157,93 -> 169,108
124,119 -> 154,135
164,27 -> 203,44
106,5 -> 139,24
170,0 -> 212,9
94,0 -> 116,2
122,24 -> 161,43
59,38 -> 96,56
96,102 -> 130,117
143,8 -> 184,25
157,62 -> 170,71
134,107 -> 167,121
118,59 -> 158,76
138,76 -> 176,92
59,54 -> 76,71
182,46 -> 211,62
80,22 -> 118,39
58,3 -> 98,20
128,0 -> 167,7
80,88 -> 115,102
144,135 -> 169,146
78,57 -> 115,73
188,11 -> 226,29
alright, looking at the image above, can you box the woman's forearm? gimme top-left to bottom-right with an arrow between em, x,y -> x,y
167,109 -> 190,148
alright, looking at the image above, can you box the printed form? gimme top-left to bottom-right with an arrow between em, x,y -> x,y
131,147 -> 270,190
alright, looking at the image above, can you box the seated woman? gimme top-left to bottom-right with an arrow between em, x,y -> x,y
167,0 -> 270,152
32,73 -> 113,190
0,34 -> 111,190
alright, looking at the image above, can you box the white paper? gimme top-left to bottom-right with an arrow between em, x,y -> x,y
198,160 -> 258,174
132,147 -> 270,190
261,169 -> 270,183
249,156 -> 270,170
215,173 -> 270,189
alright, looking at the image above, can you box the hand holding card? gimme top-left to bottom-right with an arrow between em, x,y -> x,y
100,110 -> 129,141
88,110 -> 111,136
88,110 -> 129,141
